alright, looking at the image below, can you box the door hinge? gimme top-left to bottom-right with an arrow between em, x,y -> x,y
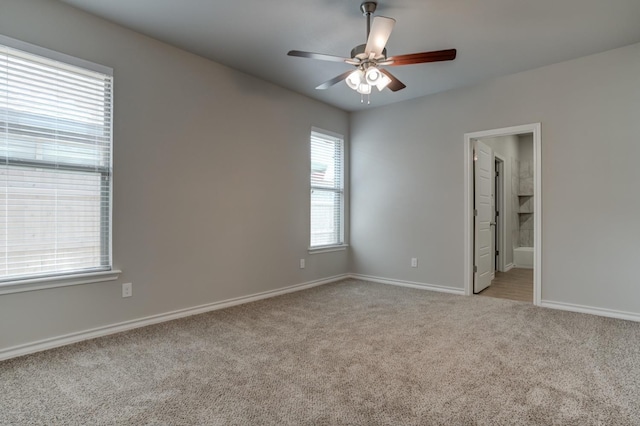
496,171 -> 500,177
474,209 -> 478,216
496,250 -> 499,256
496,211 -> 499,216
474,265 -> 478,273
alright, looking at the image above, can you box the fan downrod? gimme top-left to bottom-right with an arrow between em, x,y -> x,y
360,2 -> 377,38
353,2 -> 385,61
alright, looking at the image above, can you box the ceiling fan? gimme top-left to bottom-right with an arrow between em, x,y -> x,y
288,1 -> 457,103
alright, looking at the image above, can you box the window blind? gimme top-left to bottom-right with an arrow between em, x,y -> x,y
310,130 -> 343,247
0,39 -> 113,282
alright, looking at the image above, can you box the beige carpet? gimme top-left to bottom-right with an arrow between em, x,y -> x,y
1,279 -> 639,425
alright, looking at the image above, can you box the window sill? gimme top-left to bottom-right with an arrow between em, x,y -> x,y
308,245 -> 349,255
0,270 -> 122,295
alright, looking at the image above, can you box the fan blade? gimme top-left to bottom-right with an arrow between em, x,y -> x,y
288,50 -> 354,64
387,49 -> 457,66
316,70 -> 354,90
379,69 -> 406,92
364,16 -> 396,56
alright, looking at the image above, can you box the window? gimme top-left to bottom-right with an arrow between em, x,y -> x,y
0,36 -> 113,283
310,129 -> 344,248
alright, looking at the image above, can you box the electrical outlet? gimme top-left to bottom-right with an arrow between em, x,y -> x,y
411,258 -> 418,268
299,259 -> 305,269
122,282 -> 132,298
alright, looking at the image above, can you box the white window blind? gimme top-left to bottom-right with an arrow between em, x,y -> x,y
310,129 -> 343,248
0,37 -> 113,282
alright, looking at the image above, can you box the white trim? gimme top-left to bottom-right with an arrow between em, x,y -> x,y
0,274 -> 348,361
310,126 -> 344,141
349,273 -> 465,295
464,123 -> 542,305
504,263 -> 514,272
541,300 -> 640,323
513,264 -> 533,269
494,154 -> 507,272
533,125 -> 542,305
0,33 -> 113,76
0,270 -> 121,295
308,245 -> 349,254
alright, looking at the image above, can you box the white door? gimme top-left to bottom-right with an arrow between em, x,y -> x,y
474,140 -> 494,293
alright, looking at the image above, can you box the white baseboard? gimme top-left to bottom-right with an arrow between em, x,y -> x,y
514,264 -> 534,269
504,263 -> 514,272
348,274 -> 465,295
0,274 -> 349,362
540,300 -> 640,323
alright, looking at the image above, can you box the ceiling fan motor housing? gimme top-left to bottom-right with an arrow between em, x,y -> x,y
351,44 -> 387,62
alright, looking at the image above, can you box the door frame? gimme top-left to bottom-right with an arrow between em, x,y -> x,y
464,123 -> 542,305
494,154 -> 506,273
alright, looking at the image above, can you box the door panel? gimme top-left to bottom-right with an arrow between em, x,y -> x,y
474,140 -> 493,293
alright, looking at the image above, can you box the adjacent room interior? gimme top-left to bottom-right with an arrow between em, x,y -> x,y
1,0 -> 640,424
473,131 -> 536,303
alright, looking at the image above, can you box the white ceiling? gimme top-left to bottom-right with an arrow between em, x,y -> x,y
58,0 -> 640,112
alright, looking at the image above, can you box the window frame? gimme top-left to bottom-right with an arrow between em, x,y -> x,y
0,35 -> 120,294
309,127 -> 347,253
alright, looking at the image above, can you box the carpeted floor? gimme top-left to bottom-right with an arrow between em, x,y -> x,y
1,279 -> 640,425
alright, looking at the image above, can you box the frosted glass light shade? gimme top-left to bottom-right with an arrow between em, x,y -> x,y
357,83 -> 371,95
346,70 -> 363,90
376,74 -> 392,91
365,67 -> 382,84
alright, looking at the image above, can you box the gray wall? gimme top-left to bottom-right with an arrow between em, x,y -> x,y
518,134 -> 534,164
350,41 -> 640,313
0,0 -> 349,350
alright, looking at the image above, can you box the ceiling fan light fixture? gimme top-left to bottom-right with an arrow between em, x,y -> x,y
357,82 -> 372,95
375,74 -> 392,91
346,69 -> 364,90
365,67 -> 382,84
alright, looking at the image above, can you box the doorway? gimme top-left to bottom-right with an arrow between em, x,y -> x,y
463,124 -> 541,305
